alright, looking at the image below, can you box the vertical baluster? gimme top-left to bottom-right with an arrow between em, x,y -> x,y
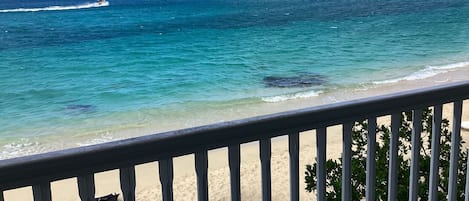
388,112 -> 400,201
260,138 -> 272,201
33,182 -> 52,201
159,158 -> 174,201
429,105 -> 442,201
342,122 -> 353,201
316,127 -> 326,201
366,117 -> 377,201
229,144 -> 241,201
409,109 -> 423,201
466,154 -> 469,201
289,132 -> 299,201
466,106 -> 469,201
448,100 -> 463,201
195,150 -> 208,201
466,101 -> 469,201
120,166 -> 136,201
77,174 -> 95,201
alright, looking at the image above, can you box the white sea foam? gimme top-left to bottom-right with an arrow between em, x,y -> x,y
0,131 -> 118,159
1,138 -> 41,160
0,1 -> 109,13
262,90 -> 323,103
373,61 -> 469,85
76,132 -> 115,147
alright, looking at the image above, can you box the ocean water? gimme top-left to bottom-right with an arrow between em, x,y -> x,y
1,0 -> 469,159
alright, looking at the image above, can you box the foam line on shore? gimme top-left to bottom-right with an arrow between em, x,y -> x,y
0,138 -> 40,160
261,90 -> 323,102
373,61 -> 469,84
76,132 -> 115,147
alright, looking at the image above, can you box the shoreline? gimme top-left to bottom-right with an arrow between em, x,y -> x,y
5,102 -> 469,201
1,64 -> 469,160
3,66 -> 469,201
2,1 -> 469,199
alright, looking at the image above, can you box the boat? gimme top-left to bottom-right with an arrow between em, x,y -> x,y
97,0 -> 107,5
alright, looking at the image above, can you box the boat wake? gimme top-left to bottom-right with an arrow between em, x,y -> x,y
0,1 -> 109,13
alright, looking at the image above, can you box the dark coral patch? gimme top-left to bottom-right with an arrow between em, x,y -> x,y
65,104 -> 96,113
263,73 -> 326,88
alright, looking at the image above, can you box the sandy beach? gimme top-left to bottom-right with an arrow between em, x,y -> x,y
3,0 -> 469,200
3,67 -> 469,201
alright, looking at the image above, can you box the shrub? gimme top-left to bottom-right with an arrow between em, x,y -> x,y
304,108 -> 468,200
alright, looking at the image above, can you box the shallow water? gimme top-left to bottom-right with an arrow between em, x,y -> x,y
1,0 -> 469,159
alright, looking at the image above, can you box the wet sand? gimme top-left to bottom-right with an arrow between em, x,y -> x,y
3,66 -> 469,201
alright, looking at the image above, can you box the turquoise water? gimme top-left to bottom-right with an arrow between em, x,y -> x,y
1,0 -> 469,158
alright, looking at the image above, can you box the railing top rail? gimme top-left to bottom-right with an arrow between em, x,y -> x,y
1,81 -> 469,190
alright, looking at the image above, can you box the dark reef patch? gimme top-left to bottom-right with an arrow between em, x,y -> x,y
65,104 -> 96,114
263,73 -> 327,88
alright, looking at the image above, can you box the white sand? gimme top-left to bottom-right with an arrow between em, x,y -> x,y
3,67 -> 469,201
4,101 -> 469,201
462,122 -> 469,130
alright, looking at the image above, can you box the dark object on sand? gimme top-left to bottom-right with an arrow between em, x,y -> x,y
263,73 -> 327,88
96,193 -> 119,201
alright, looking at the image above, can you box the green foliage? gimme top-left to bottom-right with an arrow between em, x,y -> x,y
304,108 -> 468,200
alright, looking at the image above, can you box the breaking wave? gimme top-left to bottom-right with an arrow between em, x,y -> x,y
0,138 -> 41,160
76,132 -> 115,147
373,61 -> 469,84
0,1 -> 109,13
262,90 -> 323,103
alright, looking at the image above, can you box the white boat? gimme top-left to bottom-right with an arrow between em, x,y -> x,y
97,0 -> 108,6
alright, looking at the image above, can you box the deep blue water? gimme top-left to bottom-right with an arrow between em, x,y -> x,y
1,0 -> 469,158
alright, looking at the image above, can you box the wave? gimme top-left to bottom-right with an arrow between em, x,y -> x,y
373,61 -> 469,85
0,138 -> 41,160
0,133 -> 115,159
76,132 -> 115,147
0,1 -> 109,13
262,90 -> 323,103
